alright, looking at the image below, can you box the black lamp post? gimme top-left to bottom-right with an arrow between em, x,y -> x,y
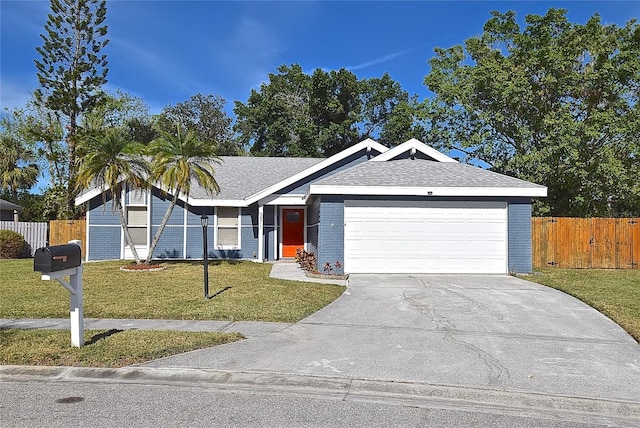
201,213 -> 209,299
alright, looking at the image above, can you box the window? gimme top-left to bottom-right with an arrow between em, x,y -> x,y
126,187 -> 148,247
216,207 -> 239,248
128,188 -> 146,205
127,206 -> 148,246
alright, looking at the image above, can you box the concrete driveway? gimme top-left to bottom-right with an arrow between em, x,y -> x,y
143,274 -> 640,402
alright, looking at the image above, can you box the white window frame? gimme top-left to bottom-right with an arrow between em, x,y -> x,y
215,207 -> 241,249
127,187 -> 147,206
125,187 -> 149,249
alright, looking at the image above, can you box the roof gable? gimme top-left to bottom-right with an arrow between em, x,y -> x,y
372,138 -> 457,163
243,138 -> 388,204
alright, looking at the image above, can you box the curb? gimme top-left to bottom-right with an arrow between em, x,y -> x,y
2,365 -> 640,426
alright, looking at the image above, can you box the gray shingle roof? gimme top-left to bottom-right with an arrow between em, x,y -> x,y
0,199 -> 23,212
189,156 -> 324,200
314,159 -> 546,189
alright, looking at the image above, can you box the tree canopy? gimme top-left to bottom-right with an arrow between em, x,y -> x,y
234,64 -> 418,157
422,9 -> 640,217
157,94 -> 237,155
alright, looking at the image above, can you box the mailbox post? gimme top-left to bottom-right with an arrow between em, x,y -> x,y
33,240 -> 84,347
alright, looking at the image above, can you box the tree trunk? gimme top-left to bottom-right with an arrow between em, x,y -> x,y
66,111 -> 78,218
145,188 -> 181,264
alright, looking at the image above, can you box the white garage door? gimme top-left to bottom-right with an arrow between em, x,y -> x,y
344,200 -> 507,274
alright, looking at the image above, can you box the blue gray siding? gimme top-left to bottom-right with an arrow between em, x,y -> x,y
316,196 -> 345,273
87,195 -> 121,260
88,225 -> 121,260
86,191 -> 261,261
507,200 -> 533,273
151,190 -> 183,225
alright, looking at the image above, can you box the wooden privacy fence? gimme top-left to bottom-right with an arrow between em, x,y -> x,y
0,221 -> 48,256
49,220 -> 86,257
532,217 -> 639,269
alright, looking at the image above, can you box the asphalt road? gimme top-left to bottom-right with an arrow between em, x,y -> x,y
0,377 -> 626,427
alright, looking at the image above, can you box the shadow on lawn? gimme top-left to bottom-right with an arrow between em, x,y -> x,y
85,329 -> 124,345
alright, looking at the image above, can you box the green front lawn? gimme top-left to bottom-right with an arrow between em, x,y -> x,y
0,329 -> 243,367
527,269 -> 640,343
0,259 -> 345,323
0,259 -> 343,368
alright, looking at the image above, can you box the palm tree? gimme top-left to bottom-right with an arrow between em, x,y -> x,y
146,124 -> 220,264
0,135 -> 39,202
75,128 -> 150,264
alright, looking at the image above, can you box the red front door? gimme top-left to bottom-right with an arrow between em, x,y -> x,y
282,208 -> 304,258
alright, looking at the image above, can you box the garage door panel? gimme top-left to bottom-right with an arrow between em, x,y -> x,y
344,200 -> 507,274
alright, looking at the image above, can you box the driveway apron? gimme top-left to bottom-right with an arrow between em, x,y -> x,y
142,274 -> 640,402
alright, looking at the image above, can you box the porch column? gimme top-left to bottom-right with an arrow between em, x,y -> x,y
273,207 -> 279,260
258,204 -> 264,261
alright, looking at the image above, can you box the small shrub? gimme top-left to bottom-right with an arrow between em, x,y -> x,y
296,249 -> 318,273
0,230 -> 28,259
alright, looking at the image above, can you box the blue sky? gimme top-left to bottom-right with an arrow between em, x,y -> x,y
1,1 -> 638,118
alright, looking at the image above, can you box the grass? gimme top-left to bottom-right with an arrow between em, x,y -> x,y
0,259 -> 345,323
527,268 -> 640,343
0,329 -> 243,367
0,259 -> 343,367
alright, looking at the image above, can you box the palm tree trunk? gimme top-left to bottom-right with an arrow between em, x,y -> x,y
115,196 -> 142,264
145,188 -> 181,264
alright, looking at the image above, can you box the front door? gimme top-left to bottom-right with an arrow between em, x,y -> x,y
282,208 -> 305,258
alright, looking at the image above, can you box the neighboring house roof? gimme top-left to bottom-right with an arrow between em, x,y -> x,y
308,159 -> 547,198
0,199 -> 23,212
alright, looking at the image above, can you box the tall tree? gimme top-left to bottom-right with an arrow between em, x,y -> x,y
234,64 -> 415,157
146,125 -> 220,264
422,9 -> 640,216
235,64 -> 317,157
34,0 -> 109,218
75,128 -> 149,264
310,68 -> 362,156
157,94 -> 237,155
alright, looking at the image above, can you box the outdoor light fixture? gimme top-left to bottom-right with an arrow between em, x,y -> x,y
201,213 -> 210,299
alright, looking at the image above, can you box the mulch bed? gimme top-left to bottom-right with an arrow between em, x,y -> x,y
119,263 -> 167,272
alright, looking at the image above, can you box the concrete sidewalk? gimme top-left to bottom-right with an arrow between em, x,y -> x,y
0,318 -> 291,338
268,260 -> 348,286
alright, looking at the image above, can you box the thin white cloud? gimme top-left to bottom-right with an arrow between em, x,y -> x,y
216,16 -> 282,92
347,49 -> 413,71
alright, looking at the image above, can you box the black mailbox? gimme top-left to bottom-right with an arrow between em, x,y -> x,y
34,244 -> 82,273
